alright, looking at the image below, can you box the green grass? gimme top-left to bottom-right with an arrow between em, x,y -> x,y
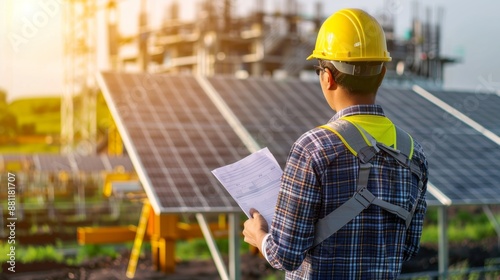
420,207 -> 498,244
0,243 -> 64,272
0,143 -> 59,153
175,238 -> 251,261
66,244 -> 120,266
1,93 -> 113,154
8,97 -> 61,134
0,242 -> 123,272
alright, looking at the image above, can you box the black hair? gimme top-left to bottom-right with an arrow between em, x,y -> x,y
320,60 -> 384,95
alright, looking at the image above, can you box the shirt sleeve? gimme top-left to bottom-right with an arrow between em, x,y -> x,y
261,233 -> 271,262
403,153 -> 429,261
264,139 -> 323,271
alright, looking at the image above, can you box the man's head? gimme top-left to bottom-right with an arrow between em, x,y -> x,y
308,8 -> 390,95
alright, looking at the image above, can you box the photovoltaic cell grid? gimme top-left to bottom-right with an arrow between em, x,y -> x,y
98,72 -> 248,214
378,87 -> 500,205
430,90 -> 500,135
207,76 -> 332,168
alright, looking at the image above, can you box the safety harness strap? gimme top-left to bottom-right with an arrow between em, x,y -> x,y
323,120 -> 379,163
314,119 -> 421,247
313,186 -> 375,246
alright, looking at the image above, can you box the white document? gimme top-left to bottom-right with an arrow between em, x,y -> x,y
211,147 -> 282,225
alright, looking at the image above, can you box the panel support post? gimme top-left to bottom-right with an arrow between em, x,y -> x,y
438,206 -> 448,280
196,213 -> 230,280
482,205 -> 500,249
150,213 -> 178,273
228,213 -> 241,280
158,237 -> 176,273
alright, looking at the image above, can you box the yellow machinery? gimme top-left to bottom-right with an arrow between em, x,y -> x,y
78,169 -> 230,277
78,200 -> 230,277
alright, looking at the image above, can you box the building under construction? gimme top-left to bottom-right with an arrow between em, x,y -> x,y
109,0 -> 455,80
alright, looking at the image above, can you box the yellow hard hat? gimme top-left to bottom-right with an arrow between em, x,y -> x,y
307,8 -> 391,62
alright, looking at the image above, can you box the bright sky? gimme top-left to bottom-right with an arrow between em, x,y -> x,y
1,0 -> 500,101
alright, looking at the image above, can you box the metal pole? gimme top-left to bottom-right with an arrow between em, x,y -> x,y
482,205 -> 500,249
229,213 -> 241,280
196,213 -> 230,280
438,206 -> 448,279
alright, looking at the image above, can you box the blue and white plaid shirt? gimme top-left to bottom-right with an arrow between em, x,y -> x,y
263,105 -> 428,279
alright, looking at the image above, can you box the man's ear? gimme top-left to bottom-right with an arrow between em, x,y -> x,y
325,68 -> 337,90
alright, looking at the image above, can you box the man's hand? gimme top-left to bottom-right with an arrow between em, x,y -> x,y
242,208 -> 269,249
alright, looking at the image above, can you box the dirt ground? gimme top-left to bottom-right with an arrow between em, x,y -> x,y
2,241 -> 499,280
0,250 -> 275,280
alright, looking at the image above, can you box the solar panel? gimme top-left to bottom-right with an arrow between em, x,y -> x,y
429,90 -> 500,135
207,76 -> 331,168
72,154 -> 107,172
377,87 -> 500,205
0,154 -> 29,172
99,72 -> 498,210
107,155 -> 135,172
98,72 -> 249,214
24,154 -> 132,173
33,154 -> 74,172
206,76 -> 500,206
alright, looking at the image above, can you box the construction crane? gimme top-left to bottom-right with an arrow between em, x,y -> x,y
61,0 -> 98,155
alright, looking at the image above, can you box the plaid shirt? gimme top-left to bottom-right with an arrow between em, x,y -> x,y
263,105 -> 428,279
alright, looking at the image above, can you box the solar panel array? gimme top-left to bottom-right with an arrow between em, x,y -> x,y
0,154 -> 133,173
98,72 -> 248,214
207,77 -> 500,206
99,72 -> 499,213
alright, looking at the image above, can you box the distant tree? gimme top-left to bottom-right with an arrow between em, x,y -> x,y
0,111 -> 17,136
0,88 -> 7,113
0,88 -> 7,105
0,88 -> 18,136
20,123 -> 36,134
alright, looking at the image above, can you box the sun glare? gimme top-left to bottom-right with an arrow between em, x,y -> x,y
7,0 -> 43,25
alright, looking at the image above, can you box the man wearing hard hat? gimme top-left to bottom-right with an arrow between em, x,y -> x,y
243,8 -> 428,279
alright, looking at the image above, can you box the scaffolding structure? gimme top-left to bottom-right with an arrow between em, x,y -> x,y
59,0 -> 456,156
62,0 -> 98,155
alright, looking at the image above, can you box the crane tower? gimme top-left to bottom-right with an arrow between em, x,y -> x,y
61,0 -> 98,154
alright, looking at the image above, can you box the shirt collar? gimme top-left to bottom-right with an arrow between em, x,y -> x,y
329,104 -> 385,122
